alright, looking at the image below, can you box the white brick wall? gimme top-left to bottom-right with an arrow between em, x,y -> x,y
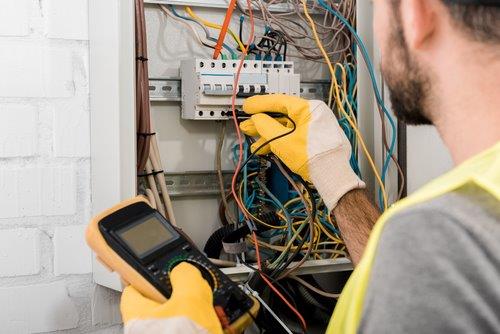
0,0 -> 120,332
46,0 -> 89,40
54,225 -> 92,275
0,104 -> 37,157
0,0 -> 31,36
0,166 -> 76,218
0,228 -> 40,277
0,281 -> 79,332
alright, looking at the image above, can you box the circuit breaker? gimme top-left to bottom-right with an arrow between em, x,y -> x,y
180,58 -> 300,120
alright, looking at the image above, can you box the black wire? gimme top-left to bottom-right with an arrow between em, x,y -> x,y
239,16 -> 244,45
237,257 -> 298,308
236,113 -> 296,178
231,112 -> 310,278
231,113 -> 317,279
272,30 -> 287,61
237,255 -> 305,333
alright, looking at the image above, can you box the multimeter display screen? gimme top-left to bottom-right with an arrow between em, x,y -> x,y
117,216 -> 173,258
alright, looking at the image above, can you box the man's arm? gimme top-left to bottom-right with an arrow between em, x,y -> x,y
332,189 -> 380,266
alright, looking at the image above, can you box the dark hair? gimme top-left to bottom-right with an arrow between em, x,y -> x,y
391,0 -> 500,44
442,1 -> 500,43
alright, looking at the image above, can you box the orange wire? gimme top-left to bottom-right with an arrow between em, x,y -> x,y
230,0 -> 254,219
212,0 -> 238,59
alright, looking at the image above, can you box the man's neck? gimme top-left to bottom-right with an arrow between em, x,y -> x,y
431,49 -> 500,165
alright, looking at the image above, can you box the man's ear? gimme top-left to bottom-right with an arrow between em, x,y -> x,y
400,0 -> 438,50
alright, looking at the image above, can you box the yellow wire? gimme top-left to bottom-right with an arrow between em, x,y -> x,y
283,197 -> 302,209
317,220 -> 343,244
301,0 -> 388,210
329,65 -> 362,171
185,7 -> 246,53
336,63 -> 360,155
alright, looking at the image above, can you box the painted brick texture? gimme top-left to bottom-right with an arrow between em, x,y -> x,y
0,0 -> 121,332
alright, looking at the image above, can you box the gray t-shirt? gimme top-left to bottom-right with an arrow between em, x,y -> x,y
359,184 -> 500,333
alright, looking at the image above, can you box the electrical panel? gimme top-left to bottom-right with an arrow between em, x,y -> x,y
90,2 -> 393,332
180,58 -> 300,120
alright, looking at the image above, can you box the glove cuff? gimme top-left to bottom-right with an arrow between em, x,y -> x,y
309,148 -> 365,211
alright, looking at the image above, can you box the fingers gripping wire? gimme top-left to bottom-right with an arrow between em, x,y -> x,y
237,114 -> 297,176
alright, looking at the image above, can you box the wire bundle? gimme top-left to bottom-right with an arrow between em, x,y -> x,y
135,0 -> 176,225
159,1 -> 403,205
159,1 -> 356,63
237,0 -> 357,63
237,154 -> 348,266
156,1 -> 408,331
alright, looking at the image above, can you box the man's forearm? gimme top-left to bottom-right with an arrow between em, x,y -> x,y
332,189 -> 380,266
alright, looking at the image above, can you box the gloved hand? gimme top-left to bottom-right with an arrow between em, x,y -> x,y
240,94 -> 365,210
120,262 -> 223,334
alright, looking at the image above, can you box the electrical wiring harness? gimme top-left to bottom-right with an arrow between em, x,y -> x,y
148,1 -> 407,332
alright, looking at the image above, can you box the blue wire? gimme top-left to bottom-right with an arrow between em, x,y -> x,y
317,0 -> 397,210
168,5 -> 237,58
255,179 -> 293,238
242,190 -> 256,222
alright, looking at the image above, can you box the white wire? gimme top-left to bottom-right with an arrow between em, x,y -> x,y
241,284 -> 293,334
159,5 -> 216,49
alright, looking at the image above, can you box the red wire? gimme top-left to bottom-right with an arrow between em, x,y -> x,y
212,0 -> 238,59
230,0 -> 254,220
252,232 -> 308,331
229,3 -> 307,331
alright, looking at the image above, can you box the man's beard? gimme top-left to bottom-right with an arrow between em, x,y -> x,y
381,20 -> 433,125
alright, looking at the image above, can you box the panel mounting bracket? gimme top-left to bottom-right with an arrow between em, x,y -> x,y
161,171 -> 233,197
149,78 -> 330,103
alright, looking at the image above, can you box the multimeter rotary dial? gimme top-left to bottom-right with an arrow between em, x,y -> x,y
166,256 -> 219,291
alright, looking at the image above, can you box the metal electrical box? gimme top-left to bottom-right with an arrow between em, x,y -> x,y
89,0 -> 382,291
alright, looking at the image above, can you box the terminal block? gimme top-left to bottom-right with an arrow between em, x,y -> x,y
180,58 -> 300,120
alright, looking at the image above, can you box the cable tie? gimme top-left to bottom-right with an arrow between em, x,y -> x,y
136,56 -> 148,62
138,170 -> 164,177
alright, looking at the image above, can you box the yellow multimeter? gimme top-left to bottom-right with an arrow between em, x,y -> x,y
86,196 -> 259,333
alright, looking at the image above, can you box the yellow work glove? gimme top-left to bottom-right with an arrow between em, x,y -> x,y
240,94 -> 365,209
120,262 -> 223,334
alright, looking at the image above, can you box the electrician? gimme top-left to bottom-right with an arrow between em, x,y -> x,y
120,0 -> 500,333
